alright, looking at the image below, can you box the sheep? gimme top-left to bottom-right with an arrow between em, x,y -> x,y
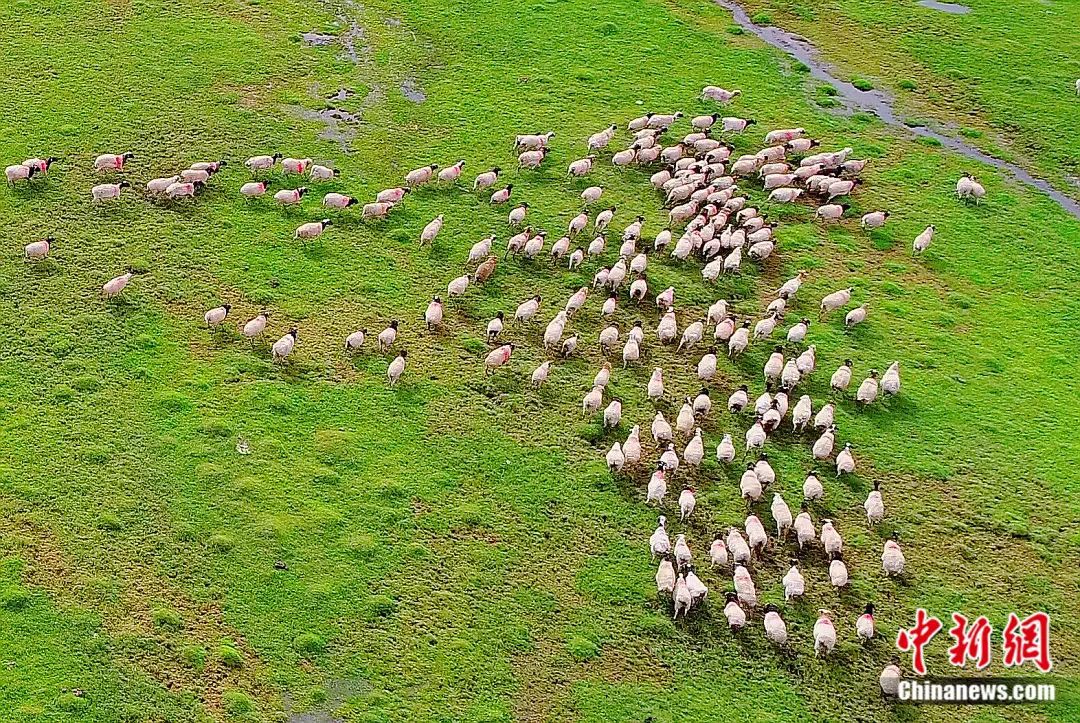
882,534 -> 905,575
271,329 -> 298,362
651,412 -> 673,444
786,318 -> 810,344
861,210 -> 890,229
673,574 -> 693,619
507,204 -> 529,227
794,506 -> 816,548
623,425 -> 641,464
541,312 -> 564,350
697,349 -> 718,381
819,287 -> 853,316
282,157 -> 313,175
816,203 -> 849,220
675,400 -> 695,437
621,337 -> 640,367
853,603 -> 877,643
24,237 -> 54,261
812,427 -> 835,460
240,180 -> 270,198
763,172 -> 797,190
168,181 -> 207,200
550,236 -> 571,260
728,320 -> 751,357
792,395 -> 812,431
420,215 -> 444,245
274,187 -> 307,205
763,348 -> 784,386
611,148 -> 636,166
102,272 -> 134,298
582,385 -> 604,416
438,160 -> 466,183
684,429 -> 705,467
180,168 -> 211,184
880,664 -> 902,698
955,173 -> 986,203
295,219 -> 331,239
825,179 -> 857,200
913,225 -> 935,255
94,152 -> 134,171
629,276 -> 648,303
647,112 -> 683,129
828,359 -> 853,392
668,201 -> 698,225
836,443 -> 856,476
803,469 -> 825,501
595,206 -> 616,233
710,537 -> 729,567
308,164 -> 338,181
649,516 -> 671,559
514,131 -> 555,150
655,556 -> 675,594
245,153 -> 281,172
387,351 -> 408,386
568,210 -> 589,236
724,528 -> 749,569
5,162 -> 38,184
722,117 -> 755,133
204,304 -> 231,328
145,175 -> 180,194
787,138 -> 820,153
841,159 -> 868,174
656,309 -> 678,344
21,156 -> 59,175
723,593 -> 747,629
489,186 -> 513,204
560,333 -> 580,358
530,361 -> 551,387
91,181 -> 129,202
768,187 -> 803,203
782,562 -> 805,601
733,564 -> 757,608
629,251 -> 647,275
362,201 -> 396,218
345,328 -> 367,351
678,321 -> 704,351
587,124 -> 618,151
745,514 -> 767,553
241,312 -> 269,341
714,316 -> 735,342
518,148 -> 548,169
829,553 -> 849,587
820,520 -> 843,556
512,295 -> 541,324
701,86 -> 741,102
763,605 -> 788,645
474,254 -> 498,284
580,185 -> 603,204
377,321 -> 398,352
857,370 -> 879,405
862,481 -> 886,526
881,361 -> 901,395
678,487 -> 697,521
753,313 -> 779,340
754,391 -> 773,417
814,612 -> 837,656
740,463 -> 763,501
845,303 -> 869,327
762,401 -> 782,432
603,399 -> 622,428
484,343 -> 514,374
713,433 -> 735,465
727,384 -> 748,413
564,287 -> 588,317
468,235 -> 495,264
814,403 -> 835,431
647,464 -> 668,505
405,163 -> 438,187
425,297 -> 444,330
486,312 -> 505,342
473,167 -> 501,190
653,229 -> 672,251
570,155 -> 596,176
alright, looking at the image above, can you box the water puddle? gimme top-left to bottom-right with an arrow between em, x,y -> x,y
301,31 -> 336,46
288,106 -> 361,151
400,77 -> 426,103
714,0 -> 1080,218
917,0 -> 971,14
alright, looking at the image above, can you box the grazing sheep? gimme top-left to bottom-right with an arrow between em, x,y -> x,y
245,153 -> 282,172
881,361 -> 901,395
420,215 -> 444,245
819,287 -> 853,316
272,328 -> 298,362
814,612 -> 837,656
857,370 -> 879,405
102,272 -> 134,298
387,351 -> 408,386
955,173 -> 986,203
857,603 -> 876,642
913,225 -> 935,255
860,210 -> 890,229
362,201 -> 395,218
845,303 -> 869,327
204,304 -> 231,328
24,237 -> 54,261
882,534 -> 905,575
530,360 -> 551,387
345,328 -> 367,351
425,296 -> 444,330
377,321 -> 398,351
836,443 -> 856,476
783,563 -> 805,600
295,219 -> 331,239
91,181 -> 129,202
473,167 -> 501,190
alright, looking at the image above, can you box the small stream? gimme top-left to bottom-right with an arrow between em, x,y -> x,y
714,0 -> 1080,219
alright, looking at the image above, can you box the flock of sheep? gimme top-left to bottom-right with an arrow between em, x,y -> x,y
7,79 -> 992,698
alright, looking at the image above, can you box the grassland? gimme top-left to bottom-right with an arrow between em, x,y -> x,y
0,0 -> 1078,721
733,0 -> 1080,196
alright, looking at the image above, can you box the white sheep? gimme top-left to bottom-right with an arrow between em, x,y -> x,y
794,508 -> 815,548
387,351 -> 407,386
655,556 -> 675,594
819,287 -> 853,316
425,297 -> 444,330
271,328 -> 298,362
857,371 -> 879,404
24,237 -> 54,261
733,564 -> 757,608
649,516 -> 671,559
345,328 -> 367,351
587,124 -> 618,151
829,554 -> 849,587
623,425 -> 641,464
723,594 -> 747,629
93,152 -> 134,171
673,574 -> 693,619
881,361 -> 901,395
489,185 -> 513,204
783,563 -> 805,600
860,210 -> 890,229
647,465 -> 668,505
882,535 -> 905,575
242,312 -> 269,340
102,272 -> 133,297
864,481 -> 885,525
405,163 -> 438,186
767,187 -> 803,203
606,442 -> 624,473
204,304 -> 231,328
836,443 -> 856,476
603,399 -> 622,428
845,303 -> 869,327
281,157 -> 313,175
814,612 -> 837,656
91,181 -> 129,202
764,606 -> 787,645
377,321 -> 398,352
880,664 -> 901,697
473,167 -> 501,190
913,225 -> 935,255
420,215 -> 444,245
245,153 -> 281,172
812,428 -> 835,460
701,86 -> 741,102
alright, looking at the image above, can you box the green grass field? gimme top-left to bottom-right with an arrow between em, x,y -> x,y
1,0 -> 1078,721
